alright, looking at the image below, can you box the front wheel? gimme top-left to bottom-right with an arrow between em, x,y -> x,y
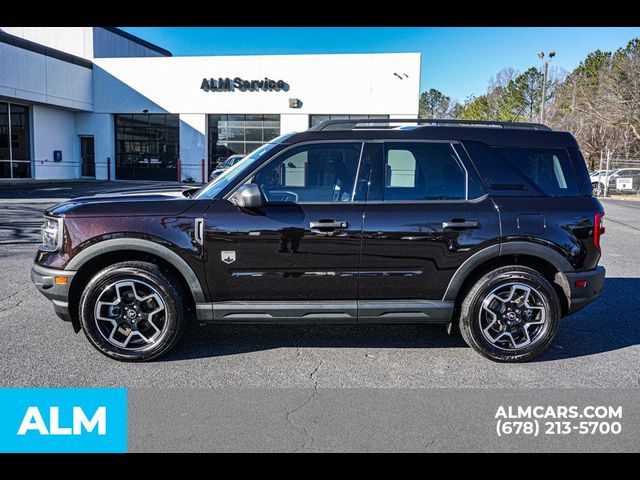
79,261 -> 187,361
458,266 -> 561,362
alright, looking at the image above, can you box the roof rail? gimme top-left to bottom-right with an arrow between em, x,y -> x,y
308,118 -> 552,132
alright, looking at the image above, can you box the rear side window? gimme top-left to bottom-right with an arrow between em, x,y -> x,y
383,142 -> 466,201
494,147 -> 578,196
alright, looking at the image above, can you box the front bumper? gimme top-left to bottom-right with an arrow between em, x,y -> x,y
30,264 -> 76,322
563,266 -> 606,315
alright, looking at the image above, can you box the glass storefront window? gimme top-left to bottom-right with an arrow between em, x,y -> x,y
0,103 -> 8,161
207,114 -> 281,173
115,114 -> 180,181
0,102 -> 31,179
10,104 -> 30,161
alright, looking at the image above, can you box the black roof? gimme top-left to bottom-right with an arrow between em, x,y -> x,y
289,119 -> 578,148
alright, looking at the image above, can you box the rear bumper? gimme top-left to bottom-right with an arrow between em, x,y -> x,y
563,266 -> 606,315
30,264 -> 76,322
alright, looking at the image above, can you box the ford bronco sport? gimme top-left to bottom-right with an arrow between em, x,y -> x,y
31,119 -> 606,362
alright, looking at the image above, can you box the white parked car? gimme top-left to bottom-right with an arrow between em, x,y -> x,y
606,168 -> 640,194
209,154 -> 245,181
590,169 -> 619,194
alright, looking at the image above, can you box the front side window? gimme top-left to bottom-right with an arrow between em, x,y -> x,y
383,142 -> 466,201
254,143 -> 363,203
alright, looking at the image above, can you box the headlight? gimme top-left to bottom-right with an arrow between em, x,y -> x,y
40,217 -> 63,252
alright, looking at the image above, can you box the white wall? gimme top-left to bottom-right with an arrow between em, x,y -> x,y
1,27 -> 167,60
1,27 -> 93,59
31,105 -> 76,179
75,113 -> 114,180
0,42 -> 93,111
93,53 -> 420,116
280,114 -> 310,135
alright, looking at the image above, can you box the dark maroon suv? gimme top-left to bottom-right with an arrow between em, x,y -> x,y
31,119 -> 606,362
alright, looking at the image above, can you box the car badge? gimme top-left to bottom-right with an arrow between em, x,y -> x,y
221,251 -> 236,264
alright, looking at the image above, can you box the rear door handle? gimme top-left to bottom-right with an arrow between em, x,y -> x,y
442,220 -> 479,229
310,220 -> 348,230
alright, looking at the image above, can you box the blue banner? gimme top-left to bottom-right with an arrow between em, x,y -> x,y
0,388 -> 127,453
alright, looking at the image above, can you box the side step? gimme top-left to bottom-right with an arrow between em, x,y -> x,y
196,300 -> 454,324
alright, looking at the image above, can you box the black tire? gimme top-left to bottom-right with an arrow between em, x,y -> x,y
591,182 -> 599,195
79,261 -> 187,361
458,266 -> 561,362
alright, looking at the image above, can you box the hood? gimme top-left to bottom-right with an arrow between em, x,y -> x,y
46,184 -> 204,218
94,184 -> 201,198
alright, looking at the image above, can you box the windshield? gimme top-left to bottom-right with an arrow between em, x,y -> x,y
223,156 -> 241,167
194,133 -> 295,199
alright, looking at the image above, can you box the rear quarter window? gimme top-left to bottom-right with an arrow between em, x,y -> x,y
462,141 -> 581,197
494,147 -> 578,196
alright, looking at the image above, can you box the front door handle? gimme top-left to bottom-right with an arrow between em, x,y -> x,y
442,220 -> 479,229
310,220 -> 348,230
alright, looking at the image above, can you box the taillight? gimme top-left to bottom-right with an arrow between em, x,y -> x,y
594,213 -> 605,251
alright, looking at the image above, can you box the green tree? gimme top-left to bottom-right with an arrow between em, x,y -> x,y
457,95 -> 492,120
419,88 -> 451,118
549,39 -> 640,164
455,37 -> 640,166
457,68 -> 545,122
501,67 -> 544,121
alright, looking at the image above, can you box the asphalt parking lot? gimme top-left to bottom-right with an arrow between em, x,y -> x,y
1,182 -> 639,389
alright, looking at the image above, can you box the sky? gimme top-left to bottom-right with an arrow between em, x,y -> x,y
121,27 -> 640,103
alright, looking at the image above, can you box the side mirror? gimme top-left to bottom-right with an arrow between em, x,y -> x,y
231,183 -> 263,209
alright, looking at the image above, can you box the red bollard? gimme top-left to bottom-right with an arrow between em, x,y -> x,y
107,157 -> 111,181
177,158 -> 181,182
201,158 -> 205,184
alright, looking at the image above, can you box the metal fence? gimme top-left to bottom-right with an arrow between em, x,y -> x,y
591,153 -> 640,197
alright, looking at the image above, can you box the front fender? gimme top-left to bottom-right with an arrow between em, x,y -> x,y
65,237 -> 206,304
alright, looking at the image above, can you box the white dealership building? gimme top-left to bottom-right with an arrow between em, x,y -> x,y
0,27 -> 420,182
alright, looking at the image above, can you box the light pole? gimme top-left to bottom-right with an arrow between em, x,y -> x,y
538,51 -> 555,124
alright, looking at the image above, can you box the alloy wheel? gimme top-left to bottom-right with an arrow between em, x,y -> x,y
478,282 -> 548,351
94,279 -> 167,350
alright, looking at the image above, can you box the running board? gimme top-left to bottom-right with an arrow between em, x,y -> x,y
196,300 -> 453,323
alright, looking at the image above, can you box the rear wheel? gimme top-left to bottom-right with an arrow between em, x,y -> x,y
79,261 -> 187,361
458,266 -> 560,362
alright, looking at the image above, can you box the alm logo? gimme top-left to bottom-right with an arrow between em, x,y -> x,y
0,388 -> 127,453
17,406 -> 106,436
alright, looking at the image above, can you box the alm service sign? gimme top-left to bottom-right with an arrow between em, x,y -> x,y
201,76 -> 288,92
